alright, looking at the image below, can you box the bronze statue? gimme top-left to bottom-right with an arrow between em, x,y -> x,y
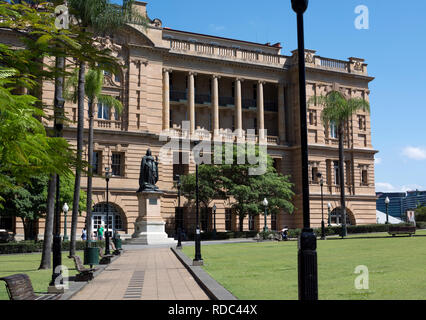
138,149 -> 159,192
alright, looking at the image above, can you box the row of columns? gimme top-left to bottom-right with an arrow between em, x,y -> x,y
162,69 -> 286,142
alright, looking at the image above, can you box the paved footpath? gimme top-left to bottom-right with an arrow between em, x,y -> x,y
71,247 -> 209,300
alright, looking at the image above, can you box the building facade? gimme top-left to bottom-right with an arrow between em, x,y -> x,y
1,1 -> 378,240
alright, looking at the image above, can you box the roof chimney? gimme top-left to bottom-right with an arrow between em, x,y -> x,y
132,1 -> 148,17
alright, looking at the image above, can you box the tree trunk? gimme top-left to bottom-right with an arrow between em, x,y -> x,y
338,126 -> 347,237
85,99 -> 95,241
39,174 -> 56,269
70,62 -> 86,256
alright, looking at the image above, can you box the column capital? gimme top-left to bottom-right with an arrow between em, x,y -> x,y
131,59 -> 148,66
235,77 -> 244,82
162,68 -> 173,73
211,74 -> 221,79
257,80 -> 266,85
188,71 -> 198,76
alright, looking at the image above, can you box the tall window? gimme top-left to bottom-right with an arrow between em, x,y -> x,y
97,103 -> 118,121
333,161 -> 340,185
358,115 -> 366,131
361,168 -> 368,186
329,121 -> 338,139
271,213 -> 277,231
311,166 -> 319,184
248,215 -> 255,231
111,152 -> 124,176
92,151 -> 102,175
308,109 -> 317,126
92,203 -> 124,231
225,209 -> 232,231
173,152 -> 189,177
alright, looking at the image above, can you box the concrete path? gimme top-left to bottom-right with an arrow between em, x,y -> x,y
70,247 -> 209,300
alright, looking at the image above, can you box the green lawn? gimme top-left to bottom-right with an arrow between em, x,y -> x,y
0,251 -> 84,300
182,230 -> 426,300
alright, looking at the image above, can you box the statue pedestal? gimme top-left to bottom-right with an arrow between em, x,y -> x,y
132,191 -> 176,245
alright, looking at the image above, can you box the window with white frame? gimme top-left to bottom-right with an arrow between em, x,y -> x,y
330,121 -> 338,139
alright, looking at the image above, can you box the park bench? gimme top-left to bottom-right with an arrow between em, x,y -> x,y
388,225 -> 416,237
70,255 -> 96,281
99,248 -> 114,264
0,274 -> 61,300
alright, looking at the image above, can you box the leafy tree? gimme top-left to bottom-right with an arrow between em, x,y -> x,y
0,174 -> 86,241
180,164 -> 226,230
309,90 -> 370,237
221,146 -> 294,231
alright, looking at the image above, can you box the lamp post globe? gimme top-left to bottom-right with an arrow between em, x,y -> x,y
63,203 -> 69,241
263,198 -> 268,232
385,197 -> 390,224
291,0 -> 309,14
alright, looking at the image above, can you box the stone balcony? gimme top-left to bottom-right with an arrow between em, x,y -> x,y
166,38 -> 369,76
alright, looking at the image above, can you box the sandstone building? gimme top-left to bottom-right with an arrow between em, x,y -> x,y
0,1 -> 377,240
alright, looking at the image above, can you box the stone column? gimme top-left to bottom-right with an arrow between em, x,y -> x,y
162,69 -> 171,131
278,84 -> 286,143
257,80 -> 265,142
235,78 -> 243,137
211,75 -> 220,137
188,72 -> 196,134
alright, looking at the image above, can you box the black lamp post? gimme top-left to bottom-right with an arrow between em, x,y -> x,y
193,140 -> 203,265
105,167 -> 111,255
317,173 -> 325,240
263,198 -> 269,232
291,0 -> 318,301
63,203 -> 69,241
175,174 -> 182,249
327,202 -> 332,227
212,204 -> 217,239
385,197 -> 390,224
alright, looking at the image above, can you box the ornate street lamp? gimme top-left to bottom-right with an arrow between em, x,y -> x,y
291,0 -> 318,301
105,167 -> 112,255
317,173 -> 325,240
327,202 -> 332,227
193,140 -> 203,265
385,196 -> 390,224
63,203 -> 69,241
263,198 -> 269,232
212,204 -> 217,239
175,174 -> 182,249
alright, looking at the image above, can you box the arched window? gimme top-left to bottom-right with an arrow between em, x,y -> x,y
330,208 -> 353,226
92,203 -> 125,232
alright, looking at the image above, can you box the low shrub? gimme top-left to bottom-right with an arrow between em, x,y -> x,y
416,221 -> 426,229
0,240 -> 105,255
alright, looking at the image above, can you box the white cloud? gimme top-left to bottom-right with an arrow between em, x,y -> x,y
209,24 -> 225,32
376,182 -> 424,193
375,182 -> 395,192
374,157 -> 382,165
402,146 -> 426,160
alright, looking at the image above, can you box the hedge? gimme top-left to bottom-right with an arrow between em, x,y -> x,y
0,240 -> 105,255
181,231 -> 258,241
417,221 -> 426,229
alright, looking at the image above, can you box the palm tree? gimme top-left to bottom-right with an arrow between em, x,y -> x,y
309,90 -> 370,237
66,0 -> 148,256
84,69 -> 123,250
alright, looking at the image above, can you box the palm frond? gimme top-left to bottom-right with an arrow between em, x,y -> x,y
84,68 -> 103,101
97,94 -> 123,114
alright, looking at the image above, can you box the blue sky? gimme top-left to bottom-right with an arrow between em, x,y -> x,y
114,0 -> 426,193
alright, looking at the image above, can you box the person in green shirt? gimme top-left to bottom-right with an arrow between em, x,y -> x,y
97,225 -> 104,240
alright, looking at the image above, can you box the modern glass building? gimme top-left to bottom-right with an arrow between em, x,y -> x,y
376,191 -> 426,219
